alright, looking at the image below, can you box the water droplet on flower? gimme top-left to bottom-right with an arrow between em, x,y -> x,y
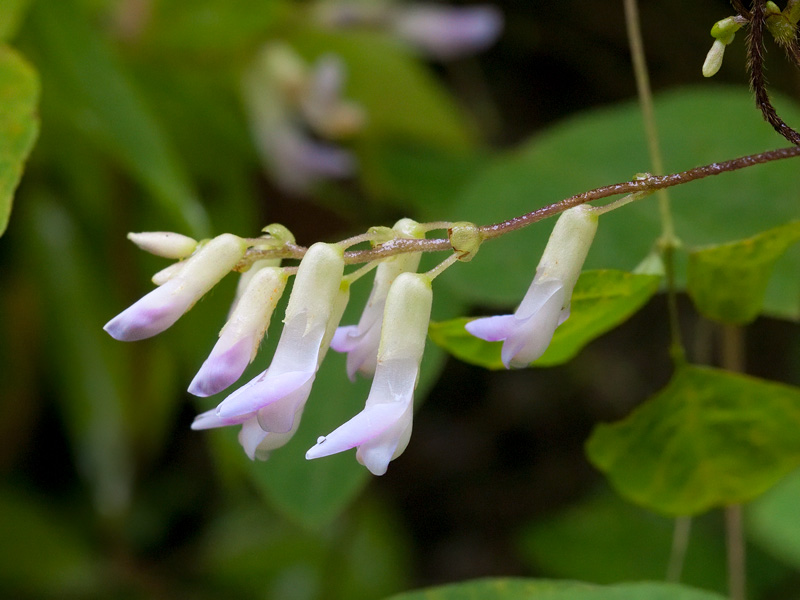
317,436 -> 326,444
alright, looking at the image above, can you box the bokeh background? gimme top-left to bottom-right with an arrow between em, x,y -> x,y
2,0 -> 800,598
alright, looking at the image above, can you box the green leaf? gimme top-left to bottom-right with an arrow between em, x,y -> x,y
429,270 -> 660,370
25,0 -> 209,236
517,487 -> 786,596
372,142 -> 488,217
518,491 -> 726,590
142,0 -> 289,58
384,578 -> 726,600
586,366 -> 800,516
748,467 -> 800,570
199,498 -> 411,600
0,44 -> 38,236
0,0 -> 31,41
441,87 -> 800,320
686,221 -> 800,325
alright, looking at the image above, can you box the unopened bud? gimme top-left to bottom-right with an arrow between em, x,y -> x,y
261,223 -> 296,245
448,221 -> 482,262
128,231 -> 198,259
702,39 -> 727,77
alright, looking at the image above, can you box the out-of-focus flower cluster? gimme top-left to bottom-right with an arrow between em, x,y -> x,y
104,207 -> 598,475
243,1 -> 503,193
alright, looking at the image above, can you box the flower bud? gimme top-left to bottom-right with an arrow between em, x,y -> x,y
127,231 -> 198,259
702,39 -> 727,78
448,221 -> 482,262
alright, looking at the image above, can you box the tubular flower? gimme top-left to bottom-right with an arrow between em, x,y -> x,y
188,266 -> 289,397
307,272 -> 433,475
104,234 -> 247,342
331,218 -> 425,380
465,205 -> 598,369
191,243 -> 349,458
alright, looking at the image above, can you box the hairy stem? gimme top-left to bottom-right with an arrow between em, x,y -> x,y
730,0 -> 751,19
238,145 -> 800,268
748,0 -> 800,145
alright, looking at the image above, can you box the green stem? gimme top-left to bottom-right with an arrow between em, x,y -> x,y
623,0 -> 685,363
666,516 -> 692,582
721,324 -> 747,600
623,0 -> 676,242
725,504 -> 747,600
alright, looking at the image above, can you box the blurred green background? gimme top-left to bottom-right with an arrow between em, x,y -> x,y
2,0 -> 800,598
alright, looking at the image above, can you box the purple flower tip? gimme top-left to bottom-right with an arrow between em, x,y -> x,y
103,282 -> 188,341
188,336 -> 254,397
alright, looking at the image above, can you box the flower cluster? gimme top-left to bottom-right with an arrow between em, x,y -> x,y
242,44 -> 365,193
242,3 -> 503,193
106,220 -> 430,474
104,207 -> 597,474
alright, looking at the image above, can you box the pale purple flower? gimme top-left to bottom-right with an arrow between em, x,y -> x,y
191,379 -> 313,461
315,2 -> 503,61
242,44 -> 361,193
466,206 -> 598,369
104,234 -> 247,341
466,278 -> 568,369
188,266 -> 289,397
191,243 -> 348,459
265,125 -> 356,193
331,218 -> 424,380
307,272 -> 432,475
391,4 -> 503,60
301,55 -> 365,139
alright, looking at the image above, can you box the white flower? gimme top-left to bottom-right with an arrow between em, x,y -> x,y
465,205 -> 598,368
331,218 -> 424,380
307,272 -> 432,475
188,266 -> 289,397
104,234 -> 247,341
191,243 -> 348,459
